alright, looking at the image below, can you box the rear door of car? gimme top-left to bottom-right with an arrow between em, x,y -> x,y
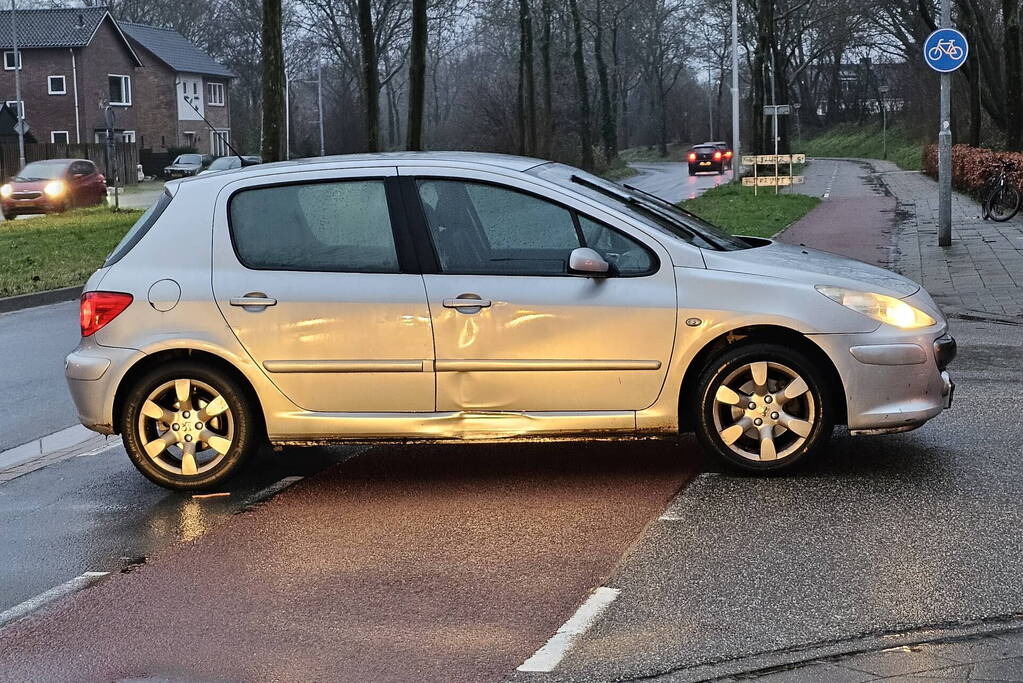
211,167 -> 436,413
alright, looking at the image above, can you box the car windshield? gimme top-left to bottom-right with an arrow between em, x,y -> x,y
527,162 -> 751,251
14,161 -> 70,181
173,155 -> 203,165
207,157 -> 240,170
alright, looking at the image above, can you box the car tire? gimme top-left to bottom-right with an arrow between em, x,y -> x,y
120,361 -> 260,491
2,210 -> 14,220
692,342 -> 834,473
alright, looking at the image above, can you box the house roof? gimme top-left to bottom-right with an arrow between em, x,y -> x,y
0,7 -> 141,65
120,22 -> 234,78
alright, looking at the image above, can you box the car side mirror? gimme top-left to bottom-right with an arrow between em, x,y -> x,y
569,247 -> 611,276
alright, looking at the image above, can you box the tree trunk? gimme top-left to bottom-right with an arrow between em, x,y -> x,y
260,0 -> 285,162
517,0 -> 536,156
539,0 -> 553,157
357,0 -> 380,152
750,0 -> 775,153
406,0 -> 427,150
1004,0 -> 1023,149
568,0 -> 593,170
592,0 -> 616,161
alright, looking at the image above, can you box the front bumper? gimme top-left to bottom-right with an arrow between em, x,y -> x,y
66,339 -> 144,434
810,327 -> 955,434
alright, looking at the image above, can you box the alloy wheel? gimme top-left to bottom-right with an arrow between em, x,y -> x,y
137,378 -> 235,476
710,361 -> 816,462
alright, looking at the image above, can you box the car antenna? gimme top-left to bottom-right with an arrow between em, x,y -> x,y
183,96 -> 244,164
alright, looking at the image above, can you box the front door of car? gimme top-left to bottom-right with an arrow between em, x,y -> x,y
212,168 -> 435,413
402,171 -> 677,413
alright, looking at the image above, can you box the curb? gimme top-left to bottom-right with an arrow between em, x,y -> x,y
0,286 -> 81,315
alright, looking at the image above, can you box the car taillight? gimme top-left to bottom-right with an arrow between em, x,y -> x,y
724,150 -> 733,159
80,291 -> 132,337
688,152 -> 697,162
714,151 -> 722,161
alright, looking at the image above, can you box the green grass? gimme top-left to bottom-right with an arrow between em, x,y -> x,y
619,143 -> 692,163
681,183 -> 820,238
600,156 -> 640,181
801,123 -> 924,171
0,207 -> 143,297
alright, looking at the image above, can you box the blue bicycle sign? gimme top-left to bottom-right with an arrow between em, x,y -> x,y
924,28 -> 969,72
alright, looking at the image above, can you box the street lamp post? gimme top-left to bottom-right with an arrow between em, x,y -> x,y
10,0 -> 25,169
937,0 -> 952,246
730,0 -> 740,179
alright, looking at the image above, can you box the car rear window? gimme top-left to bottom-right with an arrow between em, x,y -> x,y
693,146 -> 715,154
228,180 -> 400,273
104,190 -> 173,266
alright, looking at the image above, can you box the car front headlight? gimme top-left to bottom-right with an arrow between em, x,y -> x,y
43,180 -> 66,198
0,184 -> 11,198
815,285 -> 936,329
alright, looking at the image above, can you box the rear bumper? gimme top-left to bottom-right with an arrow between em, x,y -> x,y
810,328 -> 955,433
65,340 -> 144,435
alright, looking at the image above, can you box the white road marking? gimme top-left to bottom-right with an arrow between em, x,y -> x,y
0,571 -> 109,629
242,475 -> 305,507
823,162 -> 840,198
517,586 -> 621,672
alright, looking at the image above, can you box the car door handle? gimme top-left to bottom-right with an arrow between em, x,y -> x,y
443,297 -> 492,309
229,294 -> 277,308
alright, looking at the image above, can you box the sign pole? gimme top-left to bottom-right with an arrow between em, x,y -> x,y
10,0 -> 24,170
937,0 -> 952,246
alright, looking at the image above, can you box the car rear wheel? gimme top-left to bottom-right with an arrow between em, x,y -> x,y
693,343 -> 834,472
120,361 -> 259,490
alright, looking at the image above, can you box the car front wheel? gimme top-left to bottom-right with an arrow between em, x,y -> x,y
120,361 -> 259,490
693,343 -> 834,472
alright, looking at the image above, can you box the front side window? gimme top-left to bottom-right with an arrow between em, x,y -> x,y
417,180 -> 580,276
578,215 -> 655,275
109,75 -> 131,105
229,180 -> 399,273
48,75 -> 66,94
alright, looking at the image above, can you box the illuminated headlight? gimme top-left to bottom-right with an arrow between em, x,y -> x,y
0,184 -> 12,198
43,180 -> 66,198
816,285 -> 936,329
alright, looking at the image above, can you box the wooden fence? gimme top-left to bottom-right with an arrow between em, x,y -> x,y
0,142 -> 140,186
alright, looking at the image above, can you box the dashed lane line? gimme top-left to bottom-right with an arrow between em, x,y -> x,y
517,586 -> 622,672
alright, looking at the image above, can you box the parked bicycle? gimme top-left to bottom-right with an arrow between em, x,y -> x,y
983,160 -> 1021,222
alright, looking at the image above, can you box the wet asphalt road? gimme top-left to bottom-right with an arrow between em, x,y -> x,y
0,301 -> 80,451
626,162 -> 733,203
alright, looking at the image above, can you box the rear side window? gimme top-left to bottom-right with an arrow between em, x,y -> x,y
229,180 -> 399,273
104,190 -> 172,266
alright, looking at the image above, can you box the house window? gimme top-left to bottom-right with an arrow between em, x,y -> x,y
211,129 -> 230,156
183,131 -> 197,148
207,82 -> 225,106
3,51 -> 21,70
108,74 -> 131,106
48,75 -> 66,95
121,130 -> 135,143
51,131 -> 70,144
5,100 -> 24,119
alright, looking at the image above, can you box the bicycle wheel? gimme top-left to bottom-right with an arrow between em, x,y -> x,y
988,185 -> 1021,222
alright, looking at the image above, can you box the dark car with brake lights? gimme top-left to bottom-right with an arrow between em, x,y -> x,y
687,142 -> 732,175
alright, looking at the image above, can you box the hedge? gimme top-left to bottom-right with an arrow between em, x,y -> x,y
923,144 -> 1023,200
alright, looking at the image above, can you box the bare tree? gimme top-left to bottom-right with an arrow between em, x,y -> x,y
406,0 -> 427,149
261,0 -> 285,161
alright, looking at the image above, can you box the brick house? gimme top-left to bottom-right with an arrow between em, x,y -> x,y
0,7 -> 143,145
121,22 -> 235,156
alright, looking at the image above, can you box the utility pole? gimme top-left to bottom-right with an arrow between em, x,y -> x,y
285,76 -> 290,160
879,84 -> 889,160
10,0 -> 24,169
317,58 -> 325,156
937,0 -> 952,247
730,0 -> 740,180
707,69 -> 714,140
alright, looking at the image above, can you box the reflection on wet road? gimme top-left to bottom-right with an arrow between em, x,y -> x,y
626,162 -> 733,203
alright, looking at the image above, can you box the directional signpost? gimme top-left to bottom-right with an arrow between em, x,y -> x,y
741,154 -> 805,195
924,22 -> 968,246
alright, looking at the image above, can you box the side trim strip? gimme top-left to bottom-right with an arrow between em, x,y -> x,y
263,360 -> 426,373
435,359 -> 661,372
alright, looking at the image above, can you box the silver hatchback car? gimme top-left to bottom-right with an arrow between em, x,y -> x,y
66,152 -> 955,490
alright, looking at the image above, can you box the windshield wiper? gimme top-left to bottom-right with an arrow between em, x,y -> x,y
569,174 -> 702,242
622,182 -> 708,222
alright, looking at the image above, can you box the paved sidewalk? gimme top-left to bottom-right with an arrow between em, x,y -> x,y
728,623 -> 1023,681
